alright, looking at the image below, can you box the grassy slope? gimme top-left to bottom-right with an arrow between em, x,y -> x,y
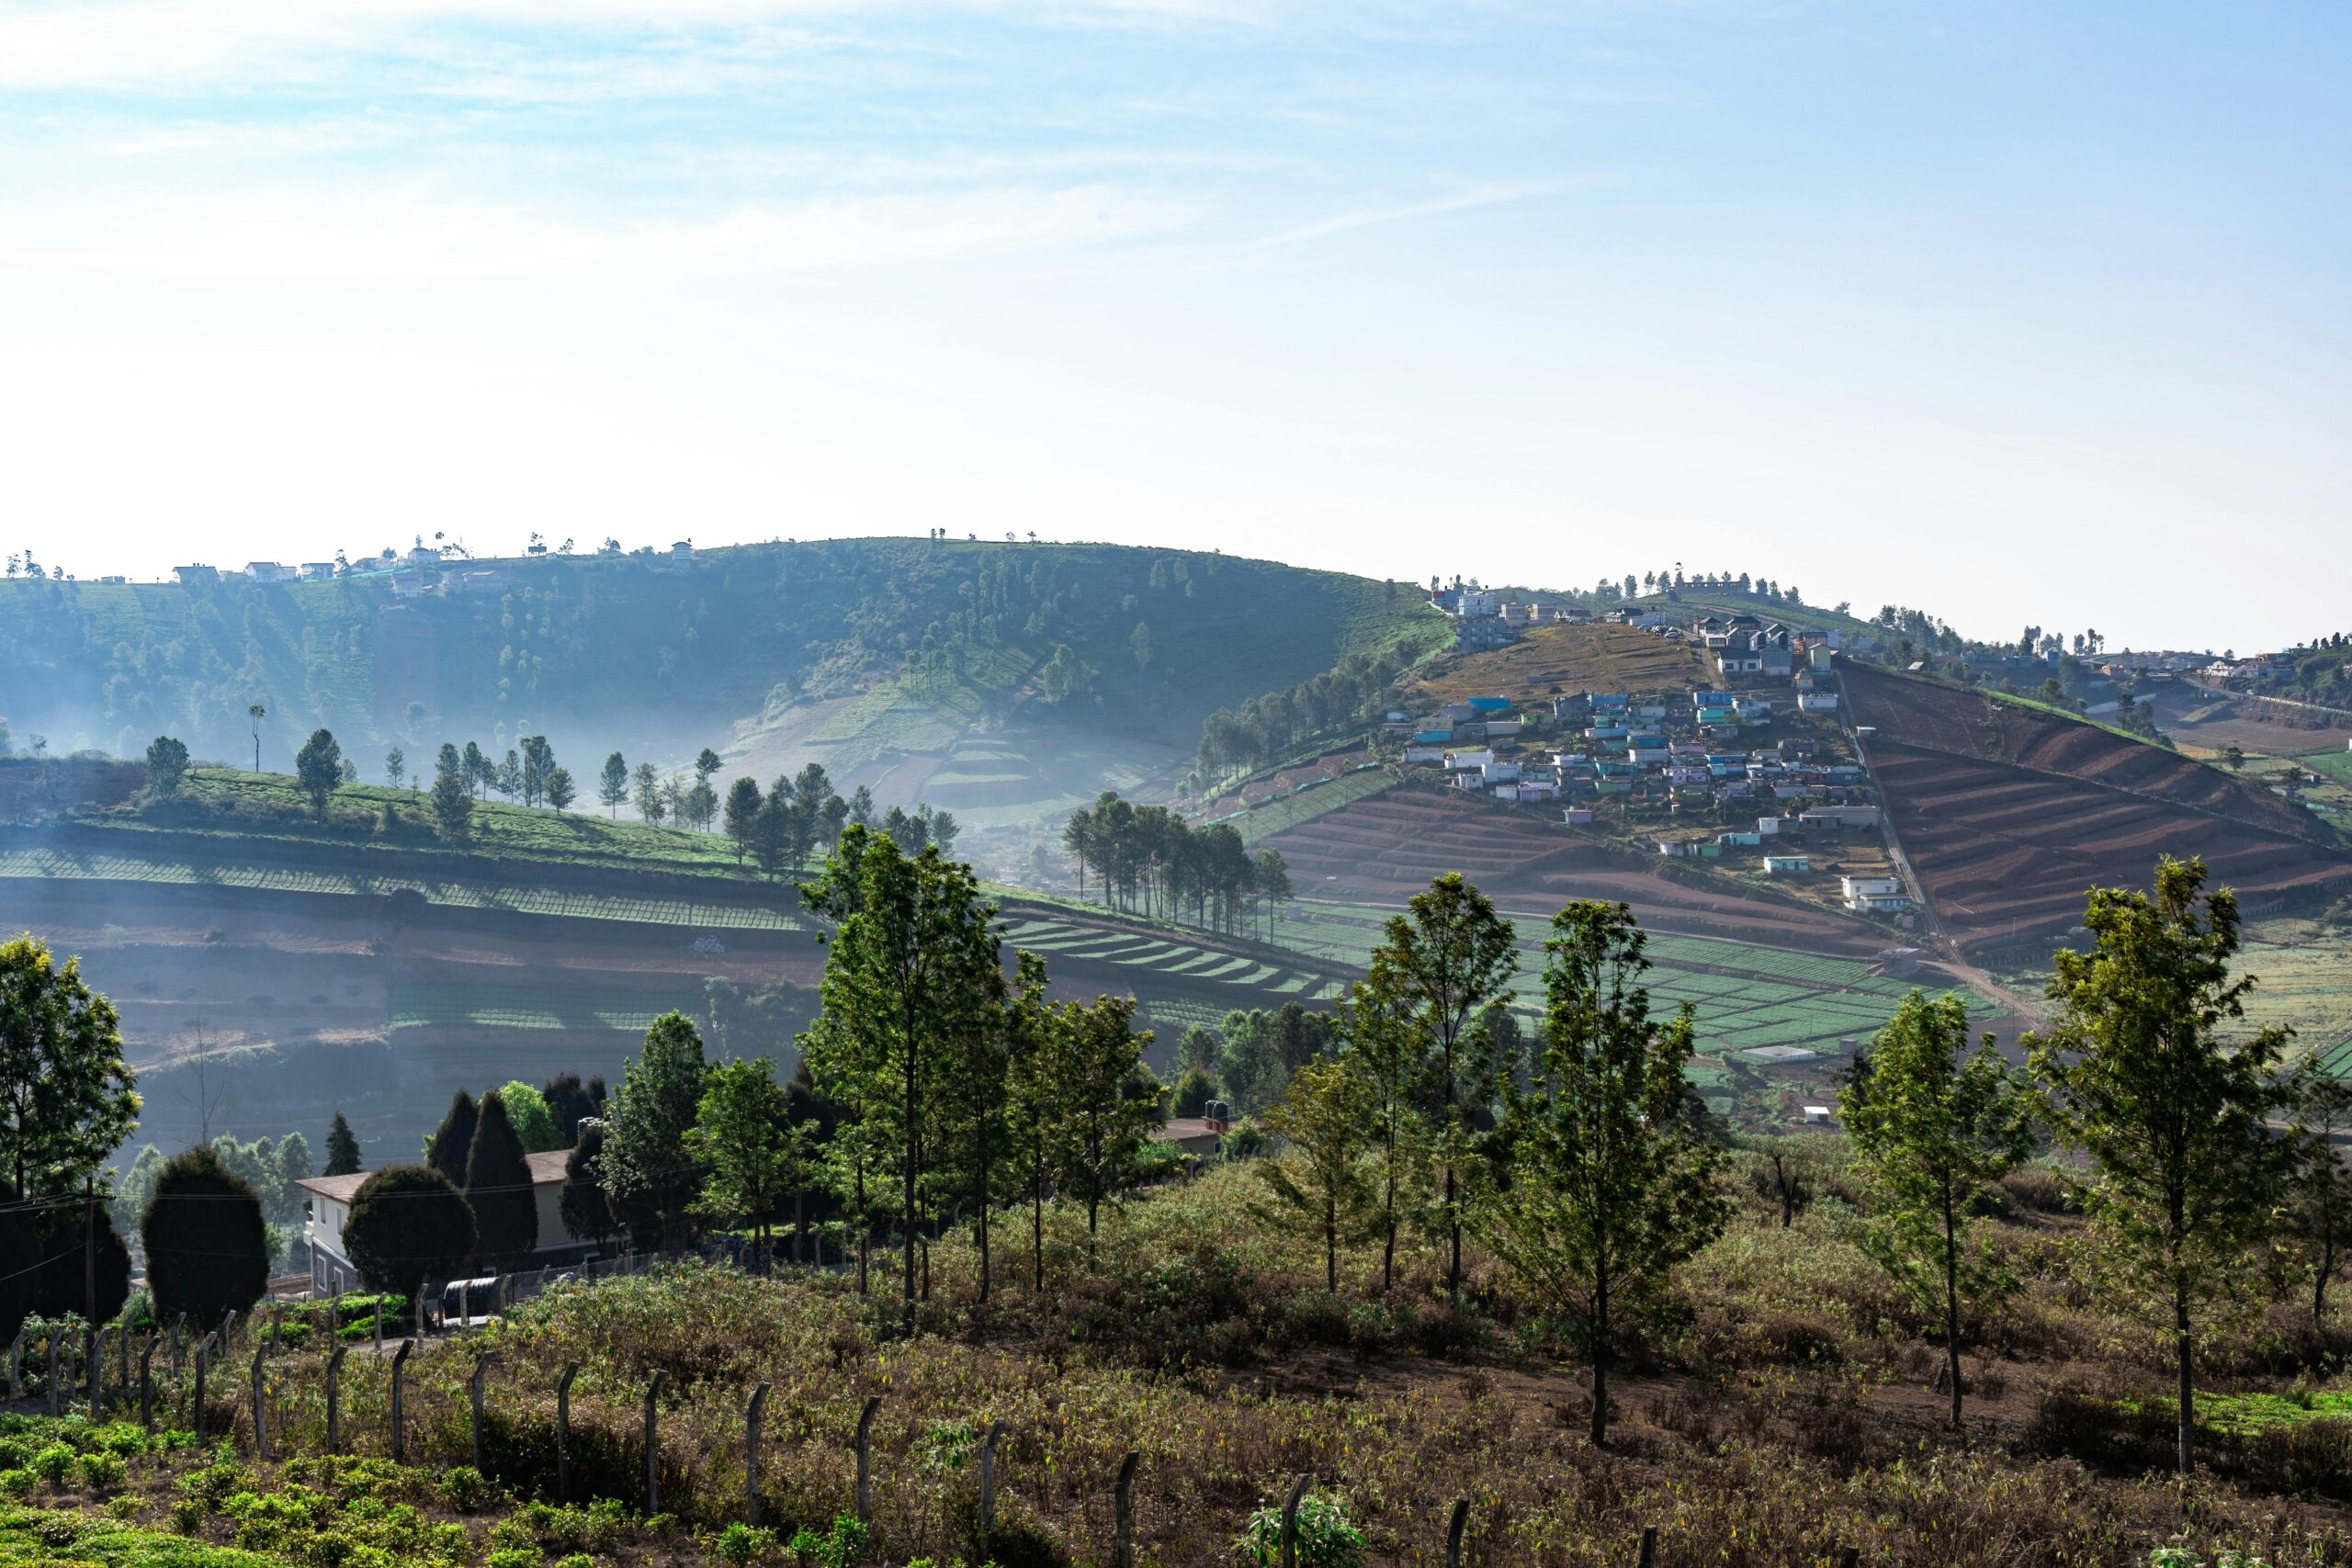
0,1157 -> 2337,1568
1401,622 -> 1715,706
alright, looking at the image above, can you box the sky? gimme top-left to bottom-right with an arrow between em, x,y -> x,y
1,1 -> 2345,654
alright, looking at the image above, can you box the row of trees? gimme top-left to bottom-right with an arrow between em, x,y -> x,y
1191,643 -> 1426,787
1059,791 -> 1293,935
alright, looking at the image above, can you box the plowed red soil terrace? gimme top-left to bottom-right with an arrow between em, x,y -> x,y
1843,665 -> 2352,949
1258,786 -> 1886,956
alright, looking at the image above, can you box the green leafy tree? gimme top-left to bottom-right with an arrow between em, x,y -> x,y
2287,1071 -> 2352,1329
141,1145 -> 270,1324
1002,953 -> 1058,1289
632,761 -> 666,823
1257,1054 -> 1376,1292
144,735 -> 190,795
800,827 -> 1001,1327
1368,874 -> 1519,1293
724,778 -> 763,863
496,1080 -> 563,1153
294,728 -> 343,819
1477,900 -> 1729,1448
543,767 -> 576,812
344,1165 -> 476,1299
2026,855 -> 2296,1476
324,1111 -> 363,1177
424,1089 -> 478,1190
1338,970 -> 1430,1292
0,934 -> 139,1198
599,751 -> 629,817
560,1122 -> 616,1248
465,1089 -> 537,1263
601,1012 -> 710,1249
1048,992 -> 1160,1271
687,1056 -> 815,1265
541,1071 -> 598,1145
31,1199 -> 131,1325
1840,989 -> 2033,1429
431,765 -> 473,842
384,748 -> 406,791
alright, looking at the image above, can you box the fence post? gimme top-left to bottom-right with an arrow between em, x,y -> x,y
89,1326 -> 110,1422
390,1341 -> 413,1461
251,1346 -> 270,1461
46,1331 -> 60,1416
1113,1450 -> 1139,1568
745,1382 -> 772,1527
1278,1473 -> 1310,1568
855,1395 -> 882,1525
220,1308 -> 237,1351
469,1354 -> 496,1472
193,1332 -> 217,1439
117,1323 -> 129,1393
6,1327 -> 21,1402
140,1336 -> 158,1431
557,1363 -> 580,1502
328,1294 -> 340,1337
267,1303 -> 284,1358
1637,1525 -> 1658,1568
643,1371 -> 667,1515
325,1346 -> 349,1455
1445,1499 -> 1470,1568
978,1419 -> 1007,1548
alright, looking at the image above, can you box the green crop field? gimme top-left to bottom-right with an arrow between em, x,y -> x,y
1225,766 -> 1395,845
1271,898 -> 1984,1058
389,981 -> 706,1033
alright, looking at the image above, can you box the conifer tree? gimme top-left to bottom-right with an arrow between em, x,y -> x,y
465,1089 -> 537,1263
424,1089 -> 478,1190
323,1112 -> 363,1177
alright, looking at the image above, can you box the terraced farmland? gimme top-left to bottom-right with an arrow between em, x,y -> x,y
1257,785 -> 1887,955
1845,665 -> 2352,949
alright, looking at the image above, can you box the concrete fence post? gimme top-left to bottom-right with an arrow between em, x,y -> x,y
855,1395 -> 882,1525
328,1294 -> 340,1337
643,1371 -> 667,1515
469,1354 -> 497,1472
251,1346 -> 270,1461
1445,1499 -> 1470,1568
220,1308 -> 237,1350
193,1332 -> 218,1439
745,1382 -> 772,1527
978,1419 -> 1007,1548
139,1336 -> 158,1431
1278,1473 -> 1310,1568
325,1346 -> 350,1455
1113,1450 -> 1139,1568
117,1323 -> 129,1393
1637,1525 -> 1658,1568
390,1341 -> 413,1461
556,1363 -> 581,1501
88,1326 -> 110,1421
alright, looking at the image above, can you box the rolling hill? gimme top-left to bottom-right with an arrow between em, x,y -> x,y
0,538 -> 1446,830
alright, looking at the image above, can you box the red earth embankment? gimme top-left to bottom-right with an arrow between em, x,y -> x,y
1843,664 -> 2352,949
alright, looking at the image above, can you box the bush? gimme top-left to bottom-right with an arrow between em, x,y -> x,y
439,1465 -> 489,1512
711,1521 -> 776,1564
141,1145 -> 270,1325
1237,1490 -> 1364,1568
345,1167 -> 477,1300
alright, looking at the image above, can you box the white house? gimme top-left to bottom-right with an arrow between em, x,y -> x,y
298,1149 -> 594,1296
1840,874 -> 1912,913
1797,692 -> 1840,713
1762,854 -> 1811,874
244,561 -> 298,584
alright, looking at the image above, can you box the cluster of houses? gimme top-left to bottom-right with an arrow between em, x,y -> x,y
1428,578 -> 1593,651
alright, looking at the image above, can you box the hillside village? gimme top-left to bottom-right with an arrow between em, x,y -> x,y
1390,604 -> 1909,921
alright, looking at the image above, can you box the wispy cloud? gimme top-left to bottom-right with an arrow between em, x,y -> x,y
0,180 -> 1200,280
1244,174 -> 1600,250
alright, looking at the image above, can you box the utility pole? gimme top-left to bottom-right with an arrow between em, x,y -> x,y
85,1178 -> 97,1378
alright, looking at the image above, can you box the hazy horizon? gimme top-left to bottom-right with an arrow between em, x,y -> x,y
3,1 -> 2345,654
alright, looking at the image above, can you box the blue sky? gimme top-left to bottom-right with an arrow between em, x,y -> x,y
2,0 -> 2345,651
